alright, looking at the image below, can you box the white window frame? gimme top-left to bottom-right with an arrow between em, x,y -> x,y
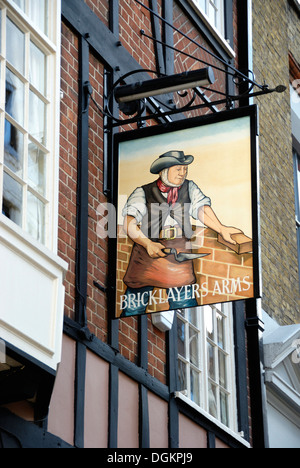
293,151 -> 300,281
0,0 -> 66,373
188,0 -> 235,59
0,0 -> 61,253
190,0 -> 225,34
290,83 -> 300,282
177,303 -> 238,434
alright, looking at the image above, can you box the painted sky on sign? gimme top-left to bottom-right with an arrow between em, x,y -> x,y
118,116 -> 253,236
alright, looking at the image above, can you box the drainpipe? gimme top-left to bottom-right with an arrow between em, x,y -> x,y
237,0 -> 270,448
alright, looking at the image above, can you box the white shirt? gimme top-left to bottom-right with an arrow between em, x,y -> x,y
122,180 -> 211,226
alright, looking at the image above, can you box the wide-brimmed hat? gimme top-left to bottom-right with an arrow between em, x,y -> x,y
150,150 -> 194,174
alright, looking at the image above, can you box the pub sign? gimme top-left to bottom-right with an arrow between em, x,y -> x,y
109,106 -> 260,319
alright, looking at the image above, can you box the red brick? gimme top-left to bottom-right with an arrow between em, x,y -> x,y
202,260 -> 229,278
214,249 -> 243,265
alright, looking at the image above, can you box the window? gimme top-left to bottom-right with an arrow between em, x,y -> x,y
0,0 -> 60,248
177,303 -> 237,431
191,0 -> 225,36
9,0 -> 49,35
294,152 -> 300,279
290,80 -> 300,282
0,1 -> 66,375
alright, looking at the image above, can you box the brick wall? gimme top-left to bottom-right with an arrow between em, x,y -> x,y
59,17 -> 168,383
252,0 -> 300,325
85,0 -> 109,25
172,2 -> 228,116
59,0 -> 241,384
59,23 -> 79,322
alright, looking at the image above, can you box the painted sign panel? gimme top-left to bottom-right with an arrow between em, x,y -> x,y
111,106 -> 260,318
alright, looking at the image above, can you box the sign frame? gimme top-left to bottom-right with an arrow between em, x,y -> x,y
108,105 -> 261,319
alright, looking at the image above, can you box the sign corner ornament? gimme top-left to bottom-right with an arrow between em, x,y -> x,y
109,105 -> 261,319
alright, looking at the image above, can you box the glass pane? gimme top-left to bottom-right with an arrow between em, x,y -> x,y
27,191 -> 45,243
177,318 -> 186,358
208,4 -> 215,26
6,18 -> 25,75
29,90 -> 46,145
208,0 -> 218,28
207,341 -> 216,380
187,308 -> 198,327
5,68 -> 25,126
11,0 -> 25,10
4,119 -> 24,176
198,0 -> 206,14
28,0 -> 48,35
217,312 -> 225,349
30,42 -> 46,95
204,305 -> 214,340
220,390 -> 229,426
190,368 -> 200,406
3,172 -> 22,226
208,382 -> 217,418
189,327 -> 199,367
178,359 -> 187,392
28,141 -> 46,195
218,350 -> 227,388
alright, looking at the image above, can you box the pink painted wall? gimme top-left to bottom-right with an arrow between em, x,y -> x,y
84,350 -> 109,448
148,391 -> 169,448
118,372 -> 139,448
48,335 -> 76,445
215,437 -> 230,448
179,413 -> 207,448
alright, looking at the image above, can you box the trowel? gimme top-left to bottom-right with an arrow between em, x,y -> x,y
163,248 -> 210,263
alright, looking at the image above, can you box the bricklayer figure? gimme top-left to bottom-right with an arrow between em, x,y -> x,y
120,150 -> 242,316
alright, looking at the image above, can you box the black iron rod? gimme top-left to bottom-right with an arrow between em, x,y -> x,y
107,87 -> 277,128
134,0 -> 265,90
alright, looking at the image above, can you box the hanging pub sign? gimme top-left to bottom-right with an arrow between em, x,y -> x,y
109,105 -> 260,319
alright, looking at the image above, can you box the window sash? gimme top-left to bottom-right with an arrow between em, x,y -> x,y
177,303 -> 237,431
9,0 -> 49,37
0,0 -> 60,250
191,0 -> 225,36
293,151 -> 300,281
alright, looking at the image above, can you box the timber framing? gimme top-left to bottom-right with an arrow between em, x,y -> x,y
60,0 -> 252,449
0,0 -> 266,449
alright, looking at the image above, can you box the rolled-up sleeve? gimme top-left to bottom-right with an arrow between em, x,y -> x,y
188,180 -> 211,220
122,187 -> 147,224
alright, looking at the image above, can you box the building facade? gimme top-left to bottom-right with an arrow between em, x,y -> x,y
0,0 -> 299,449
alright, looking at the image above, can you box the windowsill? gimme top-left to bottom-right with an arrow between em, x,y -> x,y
187,0 -> 236,59
174,391 -> 250,448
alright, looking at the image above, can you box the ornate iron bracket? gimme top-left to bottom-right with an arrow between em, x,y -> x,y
99,69 -> 286,128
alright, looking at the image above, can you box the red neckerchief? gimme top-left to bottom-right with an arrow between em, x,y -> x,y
157,179 -> 181,206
